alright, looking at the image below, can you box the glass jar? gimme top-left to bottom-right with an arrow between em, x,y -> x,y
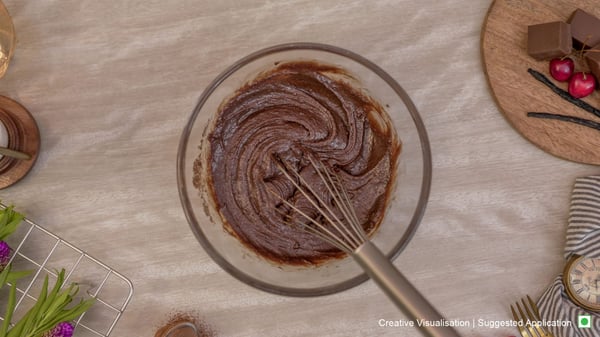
0,1 -> 15,78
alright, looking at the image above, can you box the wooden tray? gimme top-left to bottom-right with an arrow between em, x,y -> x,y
482,0 -> 600,165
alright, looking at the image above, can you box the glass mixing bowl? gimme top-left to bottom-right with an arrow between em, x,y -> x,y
177,42 -> 431,296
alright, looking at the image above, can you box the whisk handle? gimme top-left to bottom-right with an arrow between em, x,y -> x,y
353,241 -> 461,337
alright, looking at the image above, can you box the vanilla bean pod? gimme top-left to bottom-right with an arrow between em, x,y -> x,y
527,112 -> 600,131
527,68 -> 600,118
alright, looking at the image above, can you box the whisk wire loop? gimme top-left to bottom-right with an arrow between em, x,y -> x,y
271,193 -> 354,253
306,156 -> 367,246
273,156 -> 362,250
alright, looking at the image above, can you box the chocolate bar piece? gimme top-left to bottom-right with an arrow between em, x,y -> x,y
527,21 -> 572,60
585,43 -> 600,80
569,9 -> 600,47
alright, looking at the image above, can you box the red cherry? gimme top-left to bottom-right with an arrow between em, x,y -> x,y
549,58 -> 574,82
568,72 -> 597,98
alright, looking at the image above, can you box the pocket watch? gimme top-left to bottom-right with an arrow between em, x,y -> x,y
563,255 -> 600,312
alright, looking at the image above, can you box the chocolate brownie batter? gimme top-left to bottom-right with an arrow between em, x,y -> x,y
199,61 -> 400,265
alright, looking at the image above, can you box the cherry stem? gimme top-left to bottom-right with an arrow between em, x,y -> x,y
564,49 -> 600,61
580,41 -> 587,59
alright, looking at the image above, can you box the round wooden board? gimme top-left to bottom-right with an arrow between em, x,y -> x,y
482,0 -> 600,165
0,96 -> 40,189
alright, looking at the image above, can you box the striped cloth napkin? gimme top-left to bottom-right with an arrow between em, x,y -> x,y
538,176 -> 600,337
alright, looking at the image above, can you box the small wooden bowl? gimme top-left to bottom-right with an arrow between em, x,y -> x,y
0,96 -> 40,189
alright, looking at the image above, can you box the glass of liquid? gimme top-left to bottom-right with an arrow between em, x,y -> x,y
0,1 -> 15,78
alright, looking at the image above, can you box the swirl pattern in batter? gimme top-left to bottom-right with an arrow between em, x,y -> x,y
199,61 -> 401,265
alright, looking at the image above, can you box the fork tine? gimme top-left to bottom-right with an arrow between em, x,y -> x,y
511,304 -> 532,337
527,295 -> 541,321
525,296 -> 552,337
516,301 -> 540,337
521,298 -> 547,337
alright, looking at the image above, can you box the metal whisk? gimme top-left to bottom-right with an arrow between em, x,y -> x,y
273,155 -> 461,337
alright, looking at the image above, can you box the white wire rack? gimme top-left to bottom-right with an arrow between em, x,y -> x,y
0,208 -> 134,337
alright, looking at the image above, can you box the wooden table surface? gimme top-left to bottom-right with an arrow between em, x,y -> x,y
1,0 -> 598,336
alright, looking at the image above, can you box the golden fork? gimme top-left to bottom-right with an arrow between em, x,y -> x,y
510,295 -> 555,337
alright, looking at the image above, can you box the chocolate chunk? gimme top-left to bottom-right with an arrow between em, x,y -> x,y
569,9 -> 600,48
585,43 -> 600,80
527,21 -> 572,60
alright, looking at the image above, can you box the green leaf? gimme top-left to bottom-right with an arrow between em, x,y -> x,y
28,274 -> 54,334
0,282 -> 17,337
0,206 -> 24,241
36,298 -> 95,335
0,265 -> 28,292
6,270 -> 32,284
0,205 -> 13,226
11,275 -> 48,337
37,271 -> 64,321
45,287 -> 73,316
5,303 -> 27,337
0,264 -> 12,289
7,268 -> 95,337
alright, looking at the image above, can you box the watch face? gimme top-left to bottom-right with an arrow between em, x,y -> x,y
566,256 -> 600,311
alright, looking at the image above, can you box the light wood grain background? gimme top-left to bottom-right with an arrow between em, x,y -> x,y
0,0 -> 598,336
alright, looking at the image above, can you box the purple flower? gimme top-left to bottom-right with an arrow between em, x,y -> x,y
45,322 -> 74,337
0,241 -> 10,269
